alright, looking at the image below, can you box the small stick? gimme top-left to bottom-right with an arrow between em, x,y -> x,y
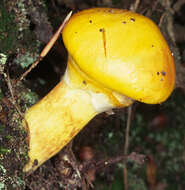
130,0 -> 140,12
123,105 -> 133,190
17,11 -> 73,83
173,0 -> 185,12
158,12 -> 166,27
81,152 -> 146,172
67,141 -> 82,180
3,71 -> 23,118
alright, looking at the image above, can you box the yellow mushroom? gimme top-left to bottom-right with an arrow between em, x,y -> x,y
23,8 -> 176,172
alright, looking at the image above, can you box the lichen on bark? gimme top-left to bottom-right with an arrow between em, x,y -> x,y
0,0 -> 49,189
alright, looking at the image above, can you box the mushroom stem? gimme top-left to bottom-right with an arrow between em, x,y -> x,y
24,57 -> 133,172
24,77 -> 97,172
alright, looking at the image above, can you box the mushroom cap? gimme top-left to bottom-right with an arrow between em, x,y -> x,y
62,8 -> 176,104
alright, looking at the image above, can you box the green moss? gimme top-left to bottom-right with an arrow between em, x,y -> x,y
20,89 -> 38,108
5,135 -> 12,140
0,183 -> 5,189
0,53 -> 7,76
0,1 -> 18,53
0,0 -> 49,189
0,147 -> 11,154
0,53 -> 7,66
0,165 -> 6,174
15,52 -> 37,69
0,124 -> 5,132
0,0 -> 40,70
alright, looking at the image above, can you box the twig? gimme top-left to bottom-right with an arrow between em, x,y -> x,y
81,178 -> 88,190
66,142 -> 89,189
159,0 -> 174,14
173,0 -> 185,12
81,152 -> 146,172
17,10 -> 73,83
84,172 -> 94,189
123,105 -> 133,190
80,151 -> 145,190
3,71 -> 23,118
130,0 -> 140,12
124,106 -> 132,156
67,140 -> 82,180
158,12 -> 167,27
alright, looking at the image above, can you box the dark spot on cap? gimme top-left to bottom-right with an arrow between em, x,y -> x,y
33,159 -> 38,166
157,72 -> 160,75
83,80 -> 86,85
161,71 -> 166,76
122,21 -> 127,24
75,32 -> 77,34
152,44 -> 154,47
108,9 -> 114,13
130,18 -> 135,22
89,20 -> 92,23
99,28 -> 103,32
